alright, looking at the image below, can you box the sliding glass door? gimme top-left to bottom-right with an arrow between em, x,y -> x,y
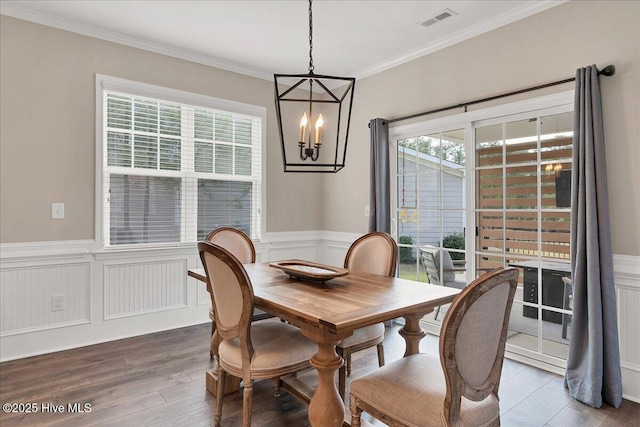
475,108 -> 573,366
391,93 -> 574,369
393,128 -> 469,318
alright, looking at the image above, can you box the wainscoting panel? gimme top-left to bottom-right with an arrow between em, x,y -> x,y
615,255 -> 640,402
0,262 -> 91,336
618,284 -> 640,366
196,280 -> 209,306
318,232 -> 360,266
104,259 -> 187,319
263,231 -> 321,263
267,243 -> 318,262
615,255 -> 640,366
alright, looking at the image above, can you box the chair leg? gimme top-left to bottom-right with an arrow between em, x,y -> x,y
339,364 -> 347,402
210,320 -> 218,359
214,369 -> 226,427
346,353 -> 352,376
435,305 -> 441,321
210,330 -> 221,361
337,347 -> 346,401
376,343 -> 385,367
562,314 -> 571,339
242,380 -> 254,427
272,378 -> 281,397
350,396 -> 363,427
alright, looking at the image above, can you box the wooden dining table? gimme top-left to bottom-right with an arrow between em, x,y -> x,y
188,260 -> 460,427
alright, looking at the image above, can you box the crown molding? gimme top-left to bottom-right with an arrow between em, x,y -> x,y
2,1 -> 564,83
353,0 -> 566,80
0,2 -> 273,81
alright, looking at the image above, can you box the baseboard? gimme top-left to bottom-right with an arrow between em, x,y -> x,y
1,318 -> 210,363
621,362 -> 640,403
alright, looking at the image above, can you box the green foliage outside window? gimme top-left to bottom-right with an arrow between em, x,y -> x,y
442,231 -> 465,261
398,235 -> 415,263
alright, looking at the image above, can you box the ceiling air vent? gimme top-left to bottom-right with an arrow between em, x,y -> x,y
419,9 -> 456,28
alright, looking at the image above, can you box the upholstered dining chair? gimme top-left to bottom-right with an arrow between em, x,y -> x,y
337,231 -> 398,400
199,241 -> 317,427
206,227 -> 273,359
349,267 -> 518,427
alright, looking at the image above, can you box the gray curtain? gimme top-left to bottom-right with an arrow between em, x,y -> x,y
369,118 -> 390,233
564,65 -> 622,408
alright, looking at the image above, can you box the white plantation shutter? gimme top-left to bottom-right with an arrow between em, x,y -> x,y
99,76 -> 263,247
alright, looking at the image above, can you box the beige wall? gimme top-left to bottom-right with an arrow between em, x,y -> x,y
2,0 -> 639,256
0,15 -> 323,243
323,0 -> 640,256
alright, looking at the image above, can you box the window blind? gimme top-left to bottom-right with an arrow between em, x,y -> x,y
102,89 -> 262,247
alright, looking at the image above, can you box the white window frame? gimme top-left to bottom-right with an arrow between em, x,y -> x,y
95,74 -> 266,249
390,90 -> 574,275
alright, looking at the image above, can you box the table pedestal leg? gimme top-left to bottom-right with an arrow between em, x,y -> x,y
206,369 -> 241,396
303,332 -> 344,427
400,311 -> 431,357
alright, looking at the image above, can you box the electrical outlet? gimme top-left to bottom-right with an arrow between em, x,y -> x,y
52,294 -> 65,312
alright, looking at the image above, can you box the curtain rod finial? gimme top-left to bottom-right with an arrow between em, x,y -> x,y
600,65 -> 615,76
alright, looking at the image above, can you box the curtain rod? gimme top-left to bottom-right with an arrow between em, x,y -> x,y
376,65 -> 615,126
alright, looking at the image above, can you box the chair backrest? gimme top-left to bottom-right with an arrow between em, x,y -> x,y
206,227 -> 255,264
344,232 -> 398,277
198,242 -> 254,356
420,245 -> 455,285
439,267 -> 518,424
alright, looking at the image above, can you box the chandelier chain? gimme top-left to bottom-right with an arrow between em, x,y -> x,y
308,0 -> 314,73
274,0 -> 355,171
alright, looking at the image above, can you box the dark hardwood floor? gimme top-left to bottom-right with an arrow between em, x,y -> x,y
1,321 -> 638,427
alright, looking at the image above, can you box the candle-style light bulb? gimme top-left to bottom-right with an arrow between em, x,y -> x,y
315,114 -> 323,145
299,113 -> 308,143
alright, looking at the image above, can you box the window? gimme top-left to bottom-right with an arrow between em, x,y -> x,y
97,76 -> 264,248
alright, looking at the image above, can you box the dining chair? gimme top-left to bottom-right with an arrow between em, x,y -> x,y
199,241 -> 317,427
349,267 -> 518,427
420,245 -> 467,320
337,231 -> 398,400
206,227 -> 273,359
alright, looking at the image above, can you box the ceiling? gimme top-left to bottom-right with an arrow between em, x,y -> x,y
1,1 -> 562,81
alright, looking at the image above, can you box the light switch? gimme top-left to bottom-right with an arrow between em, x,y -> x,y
52,203 -> 64,219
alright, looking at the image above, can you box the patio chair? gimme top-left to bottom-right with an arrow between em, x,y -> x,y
420,245 -> 467,320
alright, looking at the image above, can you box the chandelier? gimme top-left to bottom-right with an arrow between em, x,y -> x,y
274,0 -> 356,173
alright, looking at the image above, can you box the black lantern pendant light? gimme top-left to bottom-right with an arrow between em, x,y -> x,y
274,0 -> 356,173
